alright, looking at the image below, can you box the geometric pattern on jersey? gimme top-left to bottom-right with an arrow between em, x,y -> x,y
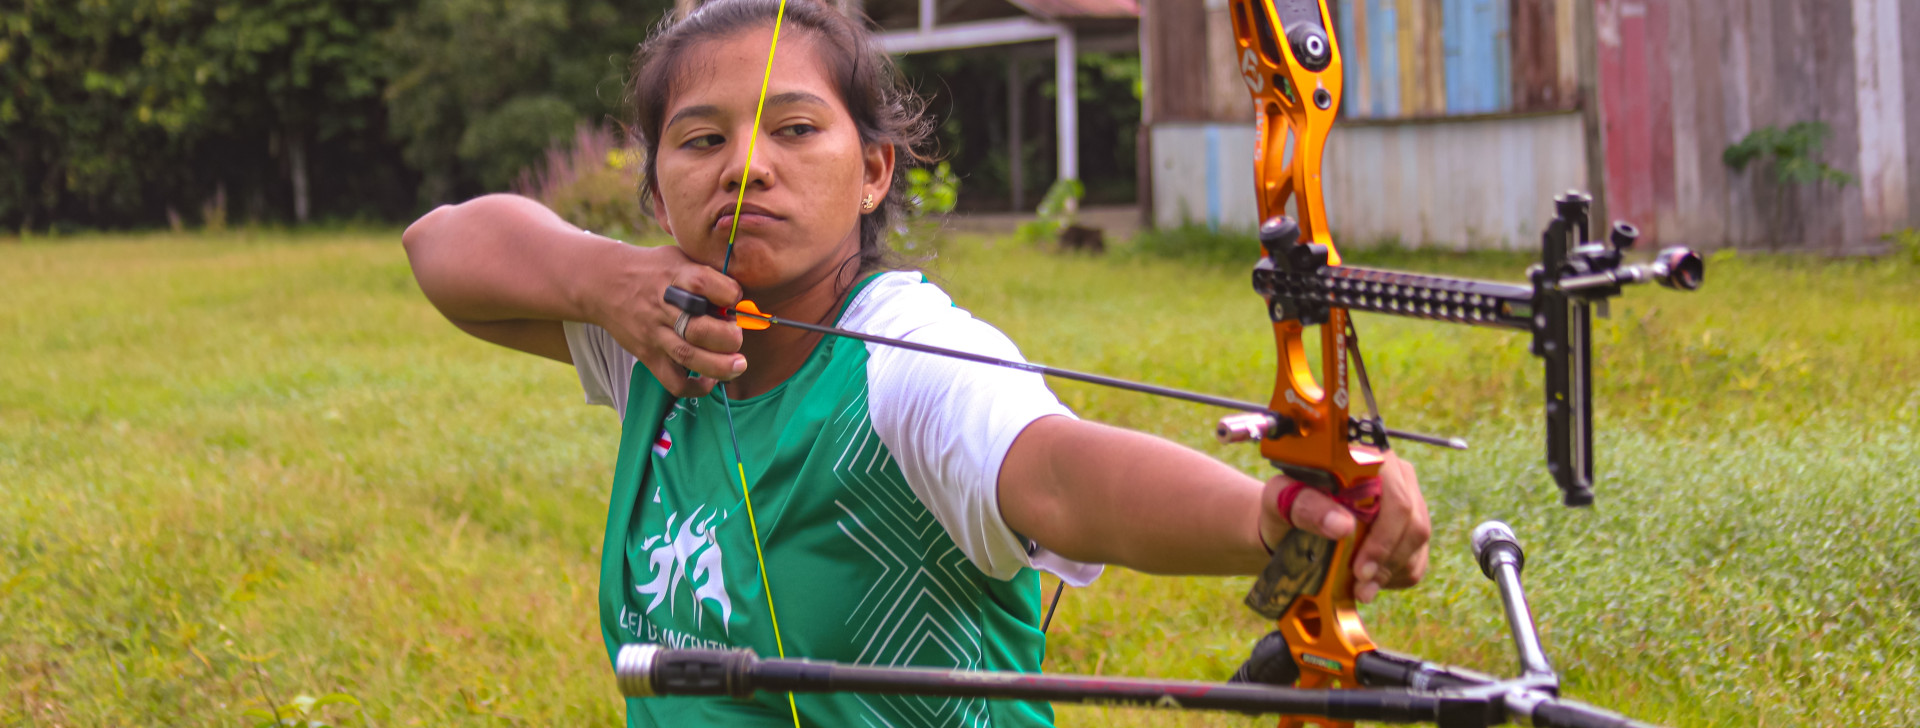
598,273 -> 1054,727
828,387 -> 990,727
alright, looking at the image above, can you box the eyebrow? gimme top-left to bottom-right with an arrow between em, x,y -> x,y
663,91 -> 834,132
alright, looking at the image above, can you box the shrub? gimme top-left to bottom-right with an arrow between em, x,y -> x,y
513,124 -> 652,242
894,161 -> 959,251
1884,228 -> 1920,266
1126,223 -> 1258,267
1723,122 -> 1854,187
461,95 -> 582,191
1015,178 -> 1085,245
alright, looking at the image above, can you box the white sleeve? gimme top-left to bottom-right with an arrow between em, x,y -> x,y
849,274 -> 1105,587
562,321 -> 636,416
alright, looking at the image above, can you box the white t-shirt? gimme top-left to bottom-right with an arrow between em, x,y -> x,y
564,271 -> 1104,586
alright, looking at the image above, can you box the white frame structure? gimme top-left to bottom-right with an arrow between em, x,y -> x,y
878,12 -> 1079,188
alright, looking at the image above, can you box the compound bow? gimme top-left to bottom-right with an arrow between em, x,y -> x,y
625,0 -> 1706,725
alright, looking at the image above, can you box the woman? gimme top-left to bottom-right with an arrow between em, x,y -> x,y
401,0 -> 1430,724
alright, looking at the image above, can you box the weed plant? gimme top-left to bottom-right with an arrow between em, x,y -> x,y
2,232 -> 1916,726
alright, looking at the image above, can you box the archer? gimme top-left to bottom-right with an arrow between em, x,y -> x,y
398,0 -> 1431,725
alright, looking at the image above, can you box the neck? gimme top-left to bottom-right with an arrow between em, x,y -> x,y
725,248 -> 863,400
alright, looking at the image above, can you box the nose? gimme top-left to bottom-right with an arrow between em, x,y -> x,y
720,124 -> 775,193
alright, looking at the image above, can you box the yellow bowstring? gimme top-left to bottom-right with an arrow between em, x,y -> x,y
717,2 -> 799,725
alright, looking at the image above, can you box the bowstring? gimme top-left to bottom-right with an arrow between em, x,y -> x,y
715,3 -> 798,726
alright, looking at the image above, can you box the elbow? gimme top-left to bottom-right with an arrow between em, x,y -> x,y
401,202 -> 459,258
403,193 -> 538,257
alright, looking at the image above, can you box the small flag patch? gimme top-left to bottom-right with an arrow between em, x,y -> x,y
652,430 -> 673,457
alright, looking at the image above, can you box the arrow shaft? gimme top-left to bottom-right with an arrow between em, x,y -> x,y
746,312 -> 1273,413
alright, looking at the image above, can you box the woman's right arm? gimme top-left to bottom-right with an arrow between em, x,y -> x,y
400,193 -> 745,396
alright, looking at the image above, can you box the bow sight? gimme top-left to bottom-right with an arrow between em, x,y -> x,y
1240,194 -> 1703,507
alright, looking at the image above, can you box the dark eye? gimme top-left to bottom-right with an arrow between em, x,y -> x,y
777,123 -> 817,137
683,133 -> 724,150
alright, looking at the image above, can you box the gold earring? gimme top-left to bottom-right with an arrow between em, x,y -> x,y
861,193 -> 874,211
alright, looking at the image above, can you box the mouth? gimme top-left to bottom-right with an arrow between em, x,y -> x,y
712,202 -> 785,232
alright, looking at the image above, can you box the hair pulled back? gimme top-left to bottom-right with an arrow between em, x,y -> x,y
626,0 -> 932,277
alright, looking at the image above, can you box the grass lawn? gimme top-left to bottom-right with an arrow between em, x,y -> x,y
3,230 -> 1917,727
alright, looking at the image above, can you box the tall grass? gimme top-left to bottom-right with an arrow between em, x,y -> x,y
2,232 -> 1916,726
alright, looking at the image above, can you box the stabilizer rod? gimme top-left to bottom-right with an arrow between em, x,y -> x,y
615,644 -> 1468,723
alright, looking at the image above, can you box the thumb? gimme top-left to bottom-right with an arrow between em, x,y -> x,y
1289,488 -> 1356,542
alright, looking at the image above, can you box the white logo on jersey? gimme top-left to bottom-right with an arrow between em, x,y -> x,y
634,505 -> 734,632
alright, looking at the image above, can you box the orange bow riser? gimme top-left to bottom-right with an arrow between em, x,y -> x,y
1227,2 -> 1381,725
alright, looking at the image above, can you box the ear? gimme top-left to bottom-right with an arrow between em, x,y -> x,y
649,186 -> 674,237
861,142 -> 896,211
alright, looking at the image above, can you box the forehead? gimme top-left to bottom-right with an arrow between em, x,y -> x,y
667,27 -> 846,115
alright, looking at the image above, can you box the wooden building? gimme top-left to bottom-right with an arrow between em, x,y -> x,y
1142,0 -> 1919,253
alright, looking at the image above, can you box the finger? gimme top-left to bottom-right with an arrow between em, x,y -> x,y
1287,488 -> 1354,542
1355,458 -> 1431,591
1386,546 -> 1429,589
666,328 -> 747,382
670,264 -> 746,309
638,354 -> 717,399
1383,458 -> 1431,587
1351,484 -> 1405,589
1355,580 -> 1381,604
681,312 -> 745,357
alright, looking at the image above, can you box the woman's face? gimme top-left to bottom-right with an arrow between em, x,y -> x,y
652,26 -> 893,296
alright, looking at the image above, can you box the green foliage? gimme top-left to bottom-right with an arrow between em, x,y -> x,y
896,51 -> 1141,210
1,0 -> 670,230
0,0 -> 411,229
380,0 -> 667,203
1126,224 -> 1261,267
1076,52 -> 1144,104
895,161 -> 960,250
515,124 -> 651,241
457,95 -> 580,190
1016,177 -> 1085,244
1883,228 -> 1920,266
1723,122 -> 1855,188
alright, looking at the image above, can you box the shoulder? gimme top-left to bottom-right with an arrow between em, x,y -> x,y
840,271 -> 958,332
839,271 -> 1021,354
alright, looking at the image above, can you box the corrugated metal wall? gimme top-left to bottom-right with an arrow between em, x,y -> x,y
1146,0 -> 1918,250
1334,0 -> 1576,118
1596,0 -> 1914,252
1151,115 -> 1589,247
1150,0 -> 1592,246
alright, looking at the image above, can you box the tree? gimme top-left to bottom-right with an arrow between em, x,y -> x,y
380,0 -> 668,203
195,0 -> 407,222
2,0 -> 211,228
1,0 -> 671,231
1,0 -> 410,229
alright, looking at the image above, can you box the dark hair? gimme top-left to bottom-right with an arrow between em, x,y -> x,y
626,0 -> 932,278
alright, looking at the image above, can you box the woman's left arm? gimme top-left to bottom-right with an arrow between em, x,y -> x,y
997,416 -> 1429,603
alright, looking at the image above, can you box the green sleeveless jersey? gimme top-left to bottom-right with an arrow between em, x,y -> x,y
596,276 -> 1057,727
